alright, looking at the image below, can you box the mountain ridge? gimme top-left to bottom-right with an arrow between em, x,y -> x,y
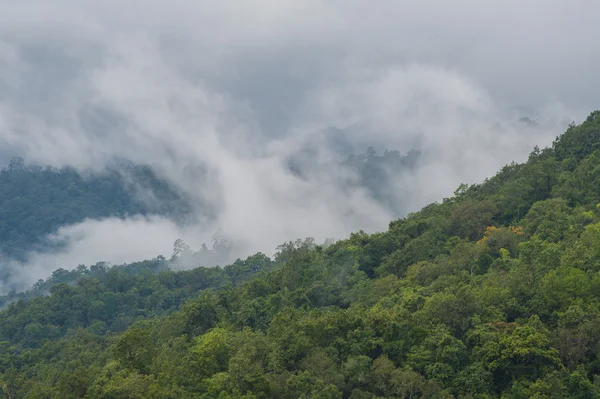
1,112 -> 600,397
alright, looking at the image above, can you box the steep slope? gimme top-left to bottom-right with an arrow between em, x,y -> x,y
2,112 -> 600,398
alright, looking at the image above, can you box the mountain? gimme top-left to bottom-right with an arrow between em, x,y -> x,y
287,145 -> 422,215
0,148 -> 420,264
1,112 -> 600,397
0,147 -> 422,290
0,158 -> 191,262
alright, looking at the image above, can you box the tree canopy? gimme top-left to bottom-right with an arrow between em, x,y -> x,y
2,113 -> 600,397
0,159 -> 190,261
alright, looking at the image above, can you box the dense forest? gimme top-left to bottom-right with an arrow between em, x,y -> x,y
0,159 -> 190,261
2,112 -> 600,397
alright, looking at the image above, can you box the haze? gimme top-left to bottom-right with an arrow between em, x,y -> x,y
0,0 -> 598,289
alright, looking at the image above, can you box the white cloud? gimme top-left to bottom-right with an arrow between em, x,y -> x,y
0,0 -> 595,288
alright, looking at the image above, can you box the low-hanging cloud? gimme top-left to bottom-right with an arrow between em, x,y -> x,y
0,217 -> 189,293
0,0 -> 596,290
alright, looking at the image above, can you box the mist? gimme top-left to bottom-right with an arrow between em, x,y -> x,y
0,0 -> 596,290
0,217 -> 184,293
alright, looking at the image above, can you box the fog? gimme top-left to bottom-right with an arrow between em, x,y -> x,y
0,0 -> 597,290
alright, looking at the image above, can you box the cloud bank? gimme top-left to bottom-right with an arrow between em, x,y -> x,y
0,0 -> 596,289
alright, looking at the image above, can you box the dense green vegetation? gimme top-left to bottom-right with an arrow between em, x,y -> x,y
0,158 -> 190,261
2,112 -> 600,397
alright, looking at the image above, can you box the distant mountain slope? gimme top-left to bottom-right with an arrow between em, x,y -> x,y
0,158 -> 190,260
0,147 -> 421,263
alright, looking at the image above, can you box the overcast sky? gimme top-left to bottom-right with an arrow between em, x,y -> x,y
0,0 -> 598,289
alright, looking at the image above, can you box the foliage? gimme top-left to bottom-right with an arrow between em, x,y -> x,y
2,113 -> 600,397
0,158 -> 190,263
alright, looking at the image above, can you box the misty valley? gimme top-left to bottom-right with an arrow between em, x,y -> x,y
2,1 -> 600,397
1,112 -> 600,397
0,146 -> 419,296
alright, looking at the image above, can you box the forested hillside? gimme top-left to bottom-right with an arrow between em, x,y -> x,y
2,112 -> 600,398
0,159 -> 190,261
